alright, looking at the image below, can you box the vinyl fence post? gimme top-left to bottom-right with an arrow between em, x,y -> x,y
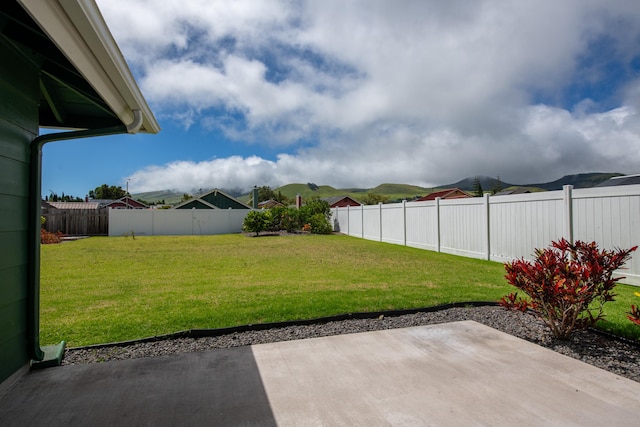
361,204 -> 365,239
379,202 -> 383,242
346,206 -> 350,236
192,207 -> 196,235
484,193 -> 491,260
563,185 -> 574,244
403,200 -> 407,247
435,197 -> 441,253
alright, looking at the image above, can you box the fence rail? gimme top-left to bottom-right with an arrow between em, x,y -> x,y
332,185 -> 640,286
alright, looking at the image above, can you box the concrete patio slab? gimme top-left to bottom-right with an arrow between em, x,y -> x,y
1,321 -> 639,426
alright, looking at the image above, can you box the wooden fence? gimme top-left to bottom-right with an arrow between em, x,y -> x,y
42,208 -> 109,236
332,184 -> 640,286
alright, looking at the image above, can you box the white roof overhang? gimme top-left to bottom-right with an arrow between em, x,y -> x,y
17,0 -> 159,133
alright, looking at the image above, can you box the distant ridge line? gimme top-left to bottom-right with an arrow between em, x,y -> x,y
133,172 -> 624,204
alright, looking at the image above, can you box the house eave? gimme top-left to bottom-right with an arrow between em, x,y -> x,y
17,0 -> 159,134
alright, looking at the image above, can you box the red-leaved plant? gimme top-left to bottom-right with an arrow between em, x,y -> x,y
499,239 -> 637,340
41,228 -> 64,244
629,305 -> 640,326
628,292 -> 640,326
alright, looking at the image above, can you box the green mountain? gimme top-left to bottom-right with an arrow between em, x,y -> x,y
436,176 -> 516,193
132,190 -> 184,205
437,173 -> 621,192
527,173 -> 623,190
133,173 -> 624,206
370,183 -> 430,195
275,183 -> 345,200
274,182 -> 431,203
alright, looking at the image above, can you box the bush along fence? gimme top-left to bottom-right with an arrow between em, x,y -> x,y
243,200 -> 333,235
331,184 -> 640,286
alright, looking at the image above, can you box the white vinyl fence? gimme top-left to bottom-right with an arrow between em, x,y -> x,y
332,185 -> 640,286
109,208 -> 250,236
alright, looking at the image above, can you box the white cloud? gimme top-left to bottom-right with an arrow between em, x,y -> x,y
97,0 -> 295,59
128,102 -> 639,193
127,156 -> 280,193
99,0 -> 640,191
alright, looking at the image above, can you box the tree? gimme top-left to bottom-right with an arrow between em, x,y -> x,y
299,198 -> 331,220
242,210 -> 271,236
47,192 -> 82,202
307,213 -> 333,234
299,199 -> 332,234
256,186 -> 291,205
360,193 -> 389,205
89,184 -> 127,199
491,175 -> 504,195
473,177 -> 483,197
269,206 -> 302,232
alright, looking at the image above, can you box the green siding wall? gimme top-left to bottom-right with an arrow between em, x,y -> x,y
201,192 -> 249,209
0,39 -> 39,385
176,192 -> 250,210
176,199 -> 212,210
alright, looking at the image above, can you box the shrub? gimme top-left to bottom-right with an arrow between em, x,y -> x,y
499,239 -> 637,340
243,210 -> 270,236
299,199 -> 332,234
628,292 -> 640,326
246,199 -> 332,235
267,206 -> 286,232
308,213 -> 333,234
629,305 -> 640,326
269,206 -> 302,233
299,199 -> 331,222
281,208 -> 303,233
41,229 -> 64,244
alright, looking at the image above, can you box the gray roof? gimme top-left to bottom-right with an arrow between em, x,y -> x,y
493,187 -> 532,196
46,202 -> 102,210
322,195 -> 360,205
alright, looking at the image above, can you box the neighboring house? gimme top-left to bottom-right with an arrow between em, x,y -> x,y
41,200 -> 55,211
45,201 -> 102,210
41,201 -> 108,236
414,188 -> 472,201
0,0 -> 158,388
99,197 -> 148,209
41,198 -> 146,236
595,174 -> 640,187
323,195 -> 362,208
493,187 -> 532,196
174,189 -> 251,210
258,199 -> 286,209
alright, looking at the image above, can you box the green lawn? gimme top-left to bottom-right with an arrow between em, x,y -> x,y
40,234 -> 640,346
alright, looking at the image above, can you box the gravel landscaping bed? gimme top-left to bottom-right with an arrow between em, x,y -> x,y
62,305 -> 640,383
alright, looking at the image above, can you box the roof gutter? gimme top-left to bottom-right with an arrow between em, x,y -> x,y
28,110 -> 142,364
17,0 -> 161,134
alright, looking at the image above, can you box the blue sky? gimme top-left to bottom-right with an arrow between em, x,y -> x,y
42,0 -> 640,198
